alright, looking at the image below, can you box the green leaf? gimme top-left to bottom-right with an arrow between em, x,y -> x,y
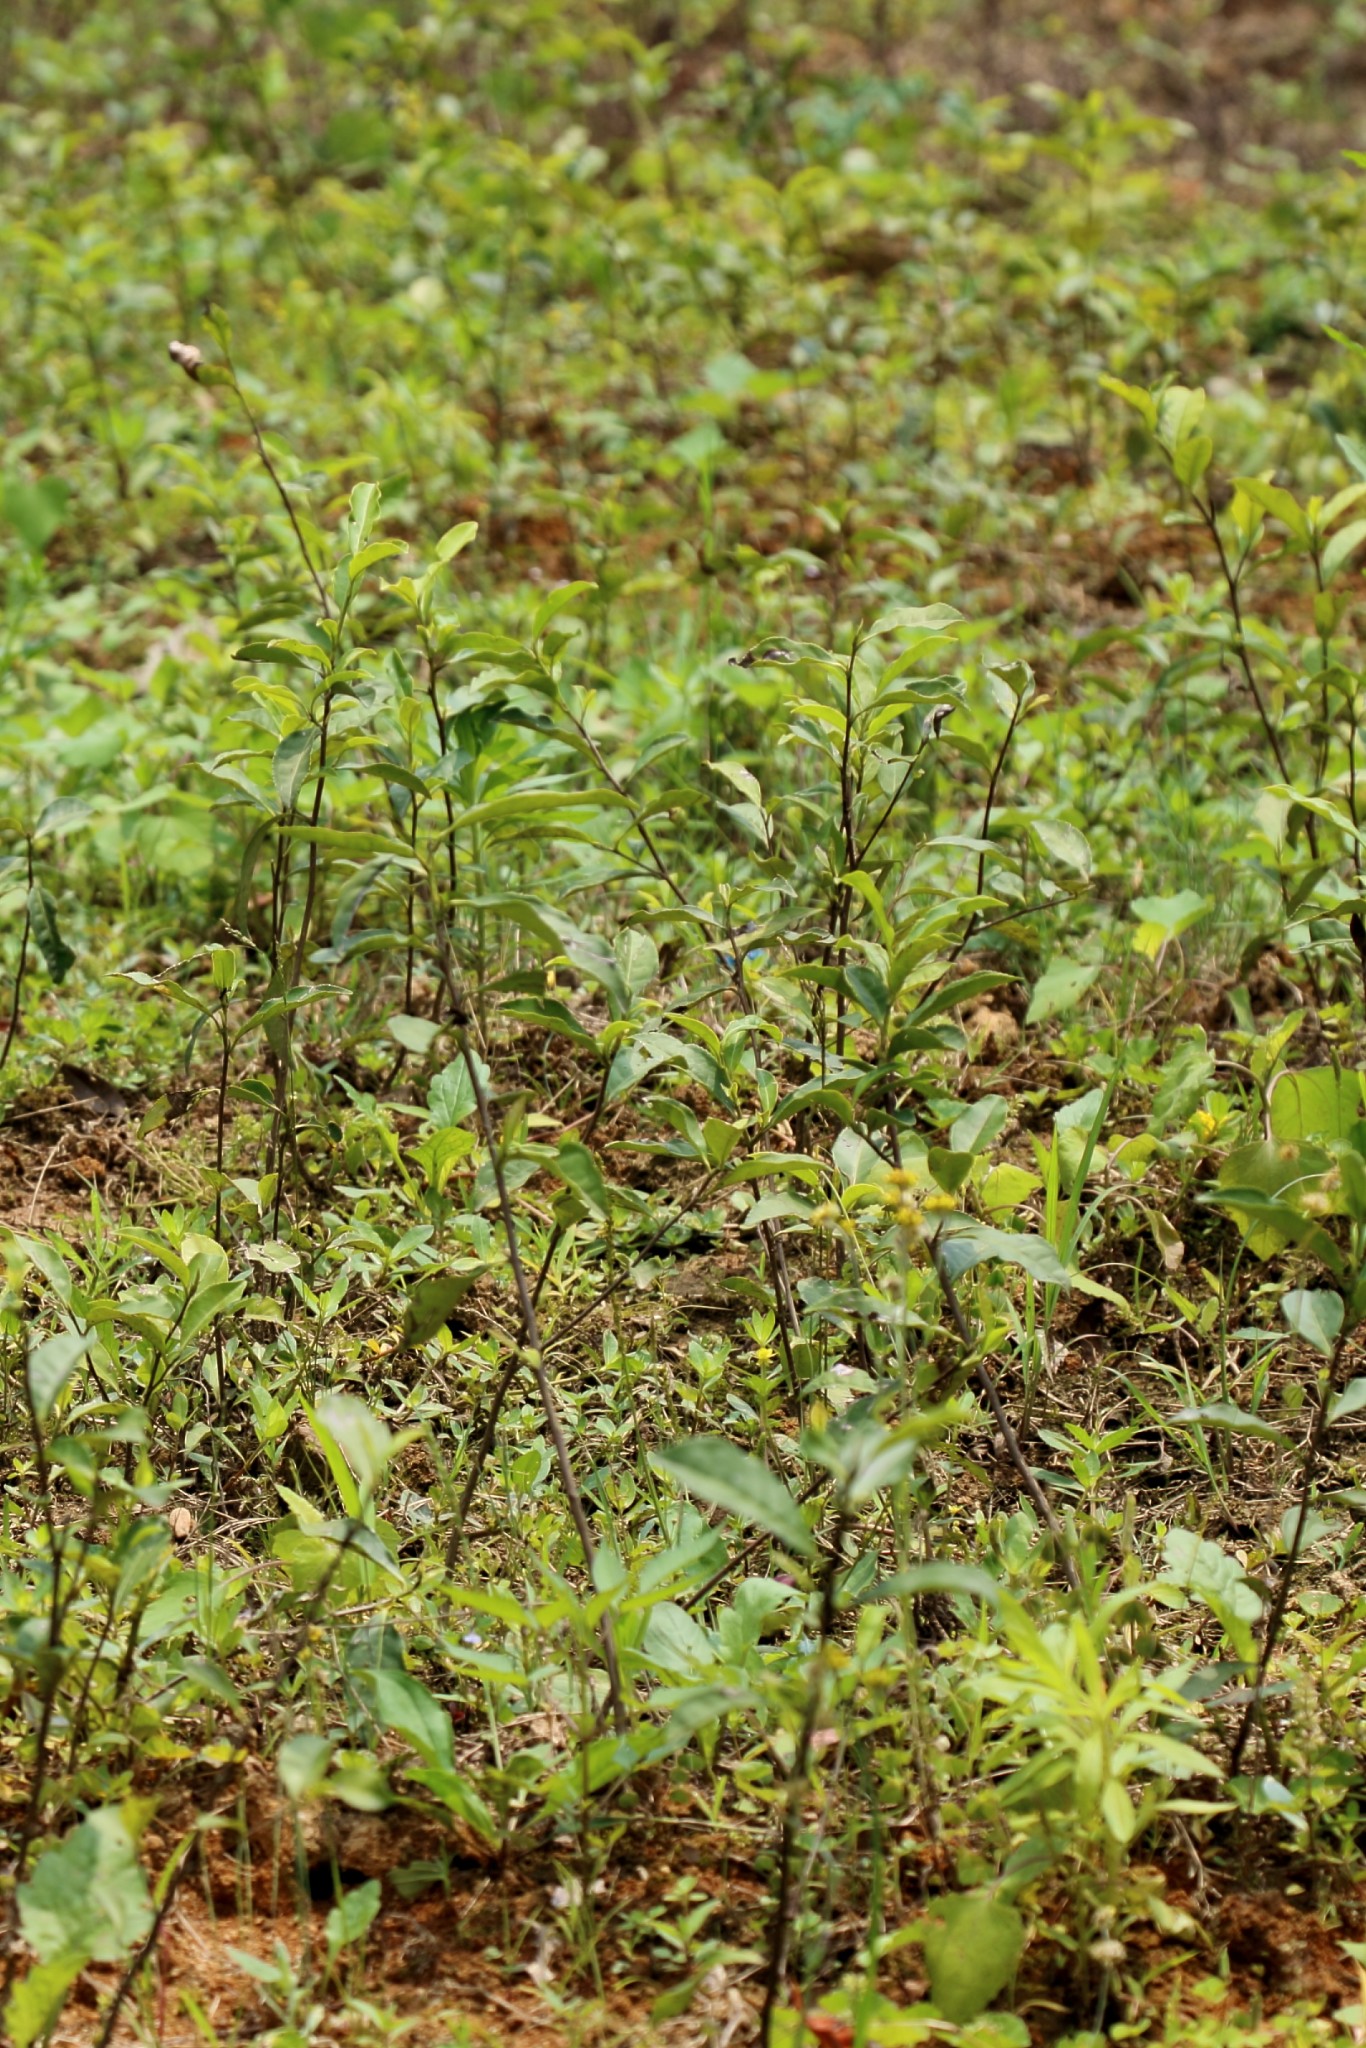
387,1012 -> 442,1055
4,1955 -> 83,2048
326,1877 -> 381,1961
1170,1400 -> 1287,1443
936,1223 -> 1071,1287
928,1147 -> 973,1196
1213,1139 -> 1335,1260
277,825 -> 413,859
1099,373 -> 1158,431
33,798 -> 92,843
27,886 -> 74,984
1150,1040 -> 1216,1134
26,1331 -> 90,1425
360,1668 -> 453,1770
278,1733 -> 335,1803
399,1270 -> 479,1350
317,1395 -> 404,1508
553,1139 -> 612,1219
532,580 -> 597,639
1026,960 -> 1100,1024
1130,890 -> 1208,959
427,1056 -> 481,1128
922,1894 -> 1025,2023
1101,1778 -> 1137,1845
870,1562 -> 1004,1608
950,1096 -> 1008,1156
434,520 -> 478,564
1269,1068 -> 1366,1143
272,728 -> 316,812
1330,1377 -> 1366,1423
1282,1287 -> 1344,1357
1029,817 -> 1091,877
18,1807 -> 153,1966
1234,477 -> 1309,544
652,1438 -> 814,1557
0,476 -> 68,554
1322,515 -> 1366,582
1161,1530 -> 1263,1622
408,1764 -> 500,1844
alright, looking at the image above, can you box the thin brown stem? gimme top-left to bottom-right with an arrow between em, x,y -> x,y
948,691 -> 1024,966
423,899 -> 626,1732
231,376 -> 330,616
1228,1318 -> 1353,1776
759,1511 -> 848,2046
929,1235 -> 1081,1595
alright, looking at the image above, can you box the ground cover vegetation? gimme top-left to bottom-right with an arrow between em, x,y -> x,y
11,1 -> 1366,2042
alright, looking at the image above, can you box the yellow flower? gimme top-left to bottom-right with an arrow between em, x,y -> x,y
894,1203 -> 924,1230
923,1192 -> 957,1214
1190,1109 -> 1217,1141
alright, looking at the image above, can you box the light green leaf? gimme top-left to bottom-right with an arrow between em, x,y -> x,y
1029,817 -> 1091,876
553,1139 -> 612,1219
1269,1067 -> 1366,1143
652,1438 -> 814,1557
921,1894 -> 1025,2023
1130,890 -> 1208,959
1322,515 -> 1366,582
326,1878 -> 381,1960
407,1764 -> 500,1844
1162,1529 -> 1263,1622
1170,1399 -> 1287,1442
4,1955 -> 83,2048
936,1223 -> 1071,1287
27,886 -> 74,984
1282,1287 -> 1344,1357
278,1733 -> 335,1803
272,728 -> 315,812
434,520 -> 478,564
387,1012 -> 442,1055
361,1668 -> 453,1770
1025,960 -> 1099,1025
19,1807 -> 152,1966
26,1331 -> 90,1424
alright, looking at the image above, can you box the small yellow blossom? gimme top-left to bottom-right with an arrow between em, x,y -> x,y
1190,1109 -> 1217,1141
894,1203 -> 924,1230
923,1192 -> 957,1213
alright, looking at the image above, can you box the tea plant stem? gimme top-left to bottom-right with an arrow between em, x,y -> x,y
92,1844 -> 195,2048
562,703 -> 687,908
1193,492 -> 1319,861
855,728 -> 932,868
720,916 -> 805,1396
1228,1317 -> 1352,1775
758,1508 -> 849,2047
453,1011 -> 627,1733
928,1236 -> 1081,1594
445,1346 -> 524,1567
0,886 -> 31,1082
229,372 -> 331,616
292,685 -> 336,986
949,689 -> 1024,964
424,904 -> 626,1729
3,1363 -> 98,1988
